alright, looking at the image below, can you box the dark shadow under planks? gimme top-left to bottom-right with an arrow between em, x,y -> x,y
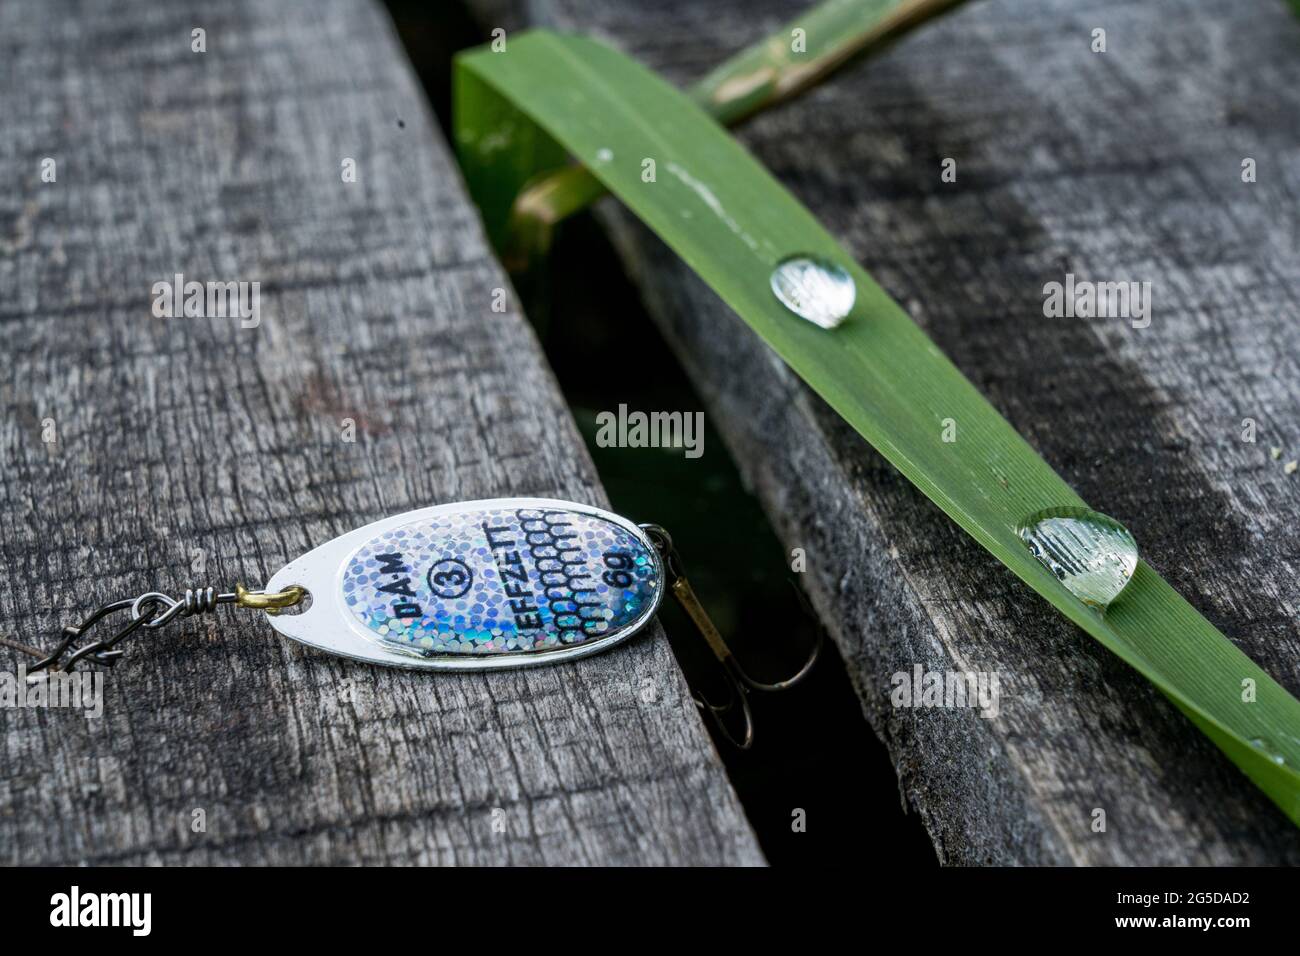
0,0 -> 761,865
508,0 -> 1300,863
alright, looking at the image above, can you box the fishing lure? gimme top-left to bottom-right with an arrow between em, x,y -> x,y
11,498 -> 819,747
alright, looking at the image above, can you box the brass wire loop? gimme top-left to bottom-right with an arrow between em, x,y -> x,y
235,584 -> 307,612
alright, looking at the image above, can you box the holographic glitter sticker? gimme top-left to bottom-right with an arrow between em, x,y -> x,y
341,506 -> 661,658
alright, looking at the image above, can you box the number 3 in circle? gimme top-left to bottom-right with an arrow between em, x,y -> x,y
428,557 -> 473,599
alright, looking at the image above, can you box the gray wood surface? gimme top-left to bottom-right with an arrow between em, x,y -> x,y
0,0 -> 761,865
507,0 -> 1300,864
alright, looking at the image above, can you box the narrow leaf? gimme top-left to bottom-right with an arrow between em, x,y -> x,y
502,0 -> 973,266
455,31 -> 1300,825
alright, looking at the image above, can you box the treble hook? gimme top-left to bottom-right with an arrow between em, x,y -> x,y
641,524 -> 822,749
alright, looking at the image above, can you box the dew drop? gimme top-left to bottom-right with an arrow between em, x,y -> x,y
1016,506 -> 1137,609
1249,737 -> 1287,766
770,255 -> 855,329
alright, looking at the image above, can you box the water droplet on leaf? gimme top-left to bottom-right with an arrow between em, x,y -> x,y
1017,507 -> 1137,609
770,255 -> 855,329
1249,737 -> 1287,766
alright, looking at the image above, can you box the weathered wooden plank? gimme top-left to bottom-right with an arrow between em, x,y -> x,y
509,0 -> 1300,863
0,0 -> 761,865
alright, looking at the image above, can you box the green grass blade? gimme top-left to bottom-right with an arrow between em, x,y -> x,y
455,30 -> 1300,825
692,0 -> 969,126
502,0 -> 972,268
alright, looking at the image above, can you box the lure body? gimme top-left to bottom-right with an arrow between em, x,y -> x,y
262,498 -> 664,670
20,498 -> 814,746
